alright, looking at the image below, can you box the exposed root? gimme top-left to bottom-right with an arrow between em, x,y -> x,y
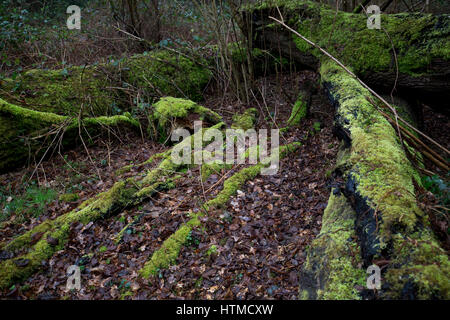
139,142 -> 301,277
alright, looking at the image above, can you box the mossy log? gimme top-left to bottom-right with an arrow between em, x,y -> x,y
0,49 -> 212,117
299,60 -> 449,300
0,98 -> 140,173
287,90 -> 310,126
245,0 -> 450,112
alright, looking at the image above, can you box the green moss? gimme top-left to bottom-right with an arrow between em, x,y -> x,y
204,164 -> 263,210
115,150 -> 172,176
206,245 -> 218,256
0,50 -> 213,117
59,193 -> 79,202
140,218 -> 200,278
201,162 -> 233,181
0,223 -> 70,290
228,42 -> 265,64
124,50 -> 212,102
140,142 -> 301,277
231,108 -> 258,130
142,122 -> 225,186
1,67 -> 118,116
150,97 -> 222,142
288,94 -> 308,126
321,60 -> 423,238
251,0 -> 449,76
99,246 -> 108,253
0,179 -> 174,289
320,60 -> 450,299
382,231 -> 450,299
300,191 -> 365,300
205,142 -> 300,210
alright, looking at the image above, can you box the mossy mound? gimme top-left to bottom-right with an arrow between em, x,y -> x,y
231,108 -> 258,130
150,97 -> 222,143
249,0 -> 449,77
58,193 -> 79,202
0,66 -> 119,116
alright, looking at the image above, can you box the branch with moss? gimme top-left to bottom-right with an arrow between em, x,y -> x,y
140,142 -> 302,277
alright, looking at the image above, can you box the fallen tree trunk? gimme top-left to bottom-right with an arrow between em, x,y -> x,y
244,0 -> 449,299
0,49 -> 212,117
301,60 -> 450,299
0,49 -> 214,173
246,0 -> 450,113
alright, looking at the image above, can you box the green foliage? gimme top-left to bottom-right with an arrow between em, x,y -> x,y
313,121 -> 321,132
59,193 -> 79,203
0,184 -> 56,223
206,244 -> 218,256
231,108 -> 258,130
288,94 -> 308,126
186,230 -> 201,247
0,0 -> 90,75
421,174 -> 449,206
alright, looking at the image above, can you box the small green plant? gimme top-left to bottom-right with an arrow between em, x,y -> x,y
186,230 -> 200,247
313,121 -> 322,132
0,185 -> 56,223
99,246 -> 108,253
421,174 -> 449,206
206,245 -> 218,256
194,277 -> 203,288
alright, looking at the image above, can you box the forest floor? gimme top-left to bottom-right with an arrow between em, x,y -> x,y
0,70 -> 340,299
1,69 -> 447,300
